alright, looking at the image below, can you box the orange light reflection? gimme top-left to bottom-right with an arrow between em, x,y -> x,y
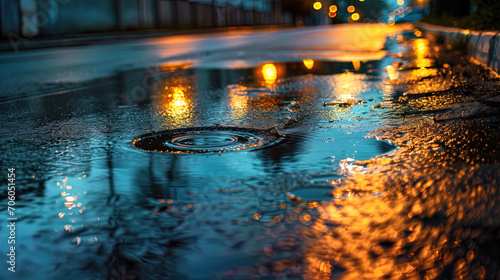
332,72 -> 369,100
228,85 -> 250,118
157,84 -> 194,127
414,39 -> 432,69
303,59 -> 315,70
352,60 -> 361,71
262,63 -> 278,84
386,65 -> 398,80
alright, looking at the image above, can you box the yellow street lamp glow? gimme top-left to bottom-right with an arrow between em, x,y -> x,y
303,59 -> 314,69
397,0 -> 404,5
313,2 -> 322,10
352,60 -> 361,71
347,5 -> 355,13
262,63 -> 277,84
351,13 -> 360,21
329,5 -> 337,13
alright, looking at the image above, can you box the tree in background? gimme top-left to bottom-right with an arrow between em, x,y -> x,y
470,0 -> 500,29
425,0 -> 500,30
430,0 -> 471,18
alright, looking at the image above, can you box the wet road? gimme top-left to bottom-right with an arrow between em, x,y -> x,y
0,24 -> 402,101
1,24 -> 500,280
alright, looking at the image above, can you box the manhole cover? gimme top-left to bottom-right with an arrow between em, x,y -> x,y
132,126 -> 282,153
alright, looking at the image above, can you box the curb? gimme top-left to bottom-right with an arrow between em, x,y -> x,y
417,22 -> 500,74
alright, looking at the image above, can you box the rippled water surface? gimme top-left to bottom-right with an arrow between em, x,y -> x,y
1,26 -> 499,280
0,59 -> 397,279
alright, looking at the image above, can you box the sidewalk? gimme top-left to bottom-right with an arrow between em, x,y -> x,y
416,22 -> 500,74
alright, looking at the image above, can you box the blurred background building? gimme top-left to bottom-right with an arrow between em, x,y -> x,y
1,0 -> 476,40
1,0 -> 295,38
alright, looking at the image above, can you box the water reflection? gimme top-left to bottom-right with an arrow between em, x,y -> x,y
331,72 -> 370,100
414,38 -> 432,69
387,38 -> 451,95
386,65 -> 399,81
261,63 -> 278,84
352,60 -> 361,71
157,79 -> 195,128
303,59 -> 315,70
301,163 -> 499,280
0,39 -> 433,280
228,85 -> 250,119
167,87 -> 189,115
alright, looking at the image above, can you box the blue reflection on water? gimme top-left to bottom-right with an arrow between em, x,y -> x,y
0,59 -> 397,279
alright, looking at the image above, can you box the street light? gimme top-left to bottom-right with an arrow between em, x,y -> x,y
313,1 -> 322,10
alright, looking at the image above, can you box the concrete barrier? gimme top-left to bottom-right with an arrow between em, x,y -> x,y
467,31 -> 481,57
176,0 -> 191,28
40,0 -> 116,35
475,32 -> 495,65
1,0 -> 277,40
191,3 -> 211,28
490,33 -> 500,73
0,0 -> 21,37
244,11 -> 254,26
158,0 -> 175,28
419,23 -> 500,74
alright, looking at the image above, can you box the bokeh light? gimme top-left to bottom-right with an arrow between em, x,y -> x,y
329,5 -> 337,13
313,2 -> 322,10
347,5 -> 355,13
303,59 -> 314,69
262,63 -> 277,84
351,13 -> 360,21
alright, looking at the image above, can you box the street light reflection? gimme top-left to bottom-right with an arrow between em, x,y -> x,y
303,59 -> 315,69
301,159 -> 499,280
228,85 -> 249,118
157,84 -> 194,127
332,72 -> 368,100
386,65 -> 398,80
352,60 -> 361,71
414,38 -> 431,69
262,63 -> 278,84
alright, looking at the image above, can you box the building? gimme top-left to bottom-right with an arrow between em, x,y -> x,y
1,0 -> 289,39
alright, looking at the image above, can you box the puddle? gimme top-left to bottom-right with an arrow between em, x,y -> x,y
0,58 -> 399,279
289,187 -> 334,201
0,28 -> 444,280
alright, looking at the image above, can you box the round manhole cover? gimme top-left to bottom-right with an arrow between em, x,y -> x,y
132,126 -> 282,153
